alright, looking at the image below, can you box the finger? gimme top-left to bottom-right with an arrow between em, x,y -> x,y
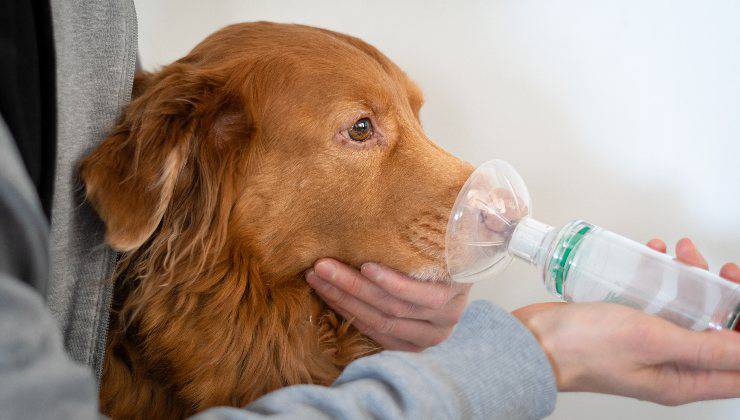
312,259 -> 445,322
719,262 -> 740,284
431,291 -> 469,327
667,329 -> 740,371
307,273 -> 450,348
653,368 -> 740,404
512,302 -> 565,323
647,238 -> 667,253
686,370 -> 740,402
675,238 -> 709,270
341,316 -> 423,352
360,262 -> 469,310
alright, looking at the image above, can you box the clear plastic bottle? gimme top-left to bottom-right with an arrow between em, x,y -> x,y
445,160 -> 740,331
510,218 -> 739,330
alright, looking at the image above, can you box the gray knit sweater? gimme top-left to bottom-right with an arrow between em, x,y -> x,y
0,1 -> 557,418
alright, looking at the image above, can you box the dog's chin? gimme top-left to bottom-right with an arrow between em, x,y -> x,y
407,264 -> 449,283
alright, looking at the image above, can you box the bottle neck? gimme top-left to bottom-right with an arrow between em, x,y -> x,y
508,217 -> 556,267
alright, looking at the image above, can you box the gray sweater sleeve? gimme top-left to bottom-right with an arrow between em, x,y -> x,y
196,300 -> 557,420
0,275 -> 98,420
0,271 -> 556,420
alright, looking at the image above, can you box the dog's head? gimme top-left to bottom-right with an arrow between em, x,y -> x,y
81,22 -> 472,284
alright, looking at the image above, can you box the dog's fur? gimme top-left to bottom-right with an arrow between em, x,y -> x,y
80,22 -> 472,418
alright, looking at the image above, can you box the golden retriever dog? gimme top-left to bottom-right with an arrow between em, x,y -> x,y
80,21 -> 472,419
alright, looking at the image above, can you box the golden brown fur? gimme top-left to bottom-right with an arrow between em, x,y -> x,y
80,22 -> 472,419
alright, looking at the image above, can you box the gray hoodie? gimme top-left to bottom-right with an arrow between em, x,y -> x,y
0,1 -> 557,419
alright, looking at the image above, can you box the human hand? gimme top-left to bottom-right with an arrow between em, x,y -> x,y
513,238 -> 740,405
306,259 -> 471,352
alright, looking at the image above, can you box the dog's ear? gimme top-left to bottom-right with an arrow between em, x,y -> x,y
80,64 -> 236,251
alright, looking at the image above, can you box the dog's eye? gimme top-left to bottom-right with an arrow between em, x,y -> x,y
348,118 -> 373,142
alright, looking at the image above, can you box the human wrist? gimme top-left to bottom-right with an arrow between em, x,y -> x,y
512,304 -> 587,393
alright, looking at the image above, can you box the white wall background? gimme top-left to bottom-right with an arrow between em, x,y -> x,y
134,1 -> 739,418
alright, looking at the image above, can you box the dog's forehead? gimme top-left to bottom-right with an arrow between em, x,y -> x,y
198,23 -> 422,115
287,34 -> 394,80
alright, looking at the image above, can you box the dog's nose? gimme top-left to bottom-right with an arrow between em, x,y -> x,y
475,188 -> 528,234
444,160 -> 532,283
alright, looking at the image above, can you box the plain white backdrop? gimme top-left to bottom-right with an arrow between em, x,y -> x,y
134,1 -> 739,418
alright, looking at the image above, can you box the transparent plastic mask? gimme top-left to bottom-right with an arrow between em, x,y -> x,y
445,160 -> 531,282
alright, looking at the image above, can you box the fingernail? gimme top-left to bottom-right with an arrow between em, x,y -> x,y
306,271 -> 328,291
306,269 -> 318,284
315,260 -> 336,280
361,263 -> 381,280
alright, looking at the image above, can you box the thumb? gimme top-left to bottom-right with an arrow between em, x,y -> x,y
512,302 -> 565,322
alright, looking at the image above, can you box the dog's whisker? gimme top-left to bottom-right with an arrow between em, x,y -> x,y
465,240 -> 505,246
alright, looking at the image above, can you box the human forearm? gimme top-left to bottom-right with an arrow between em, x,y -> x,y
0,275 -> 98,420
195,300 -> 557,420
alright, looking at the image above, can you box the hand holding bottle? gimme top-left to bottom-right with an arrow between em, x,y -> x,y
513,238 -> 740,405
